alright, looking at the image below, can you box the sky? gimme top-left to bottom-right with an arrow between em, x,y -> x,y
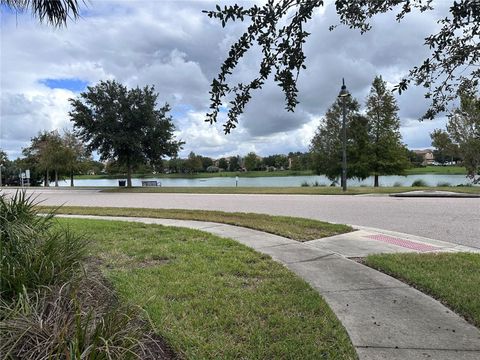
0,0 -> 454,160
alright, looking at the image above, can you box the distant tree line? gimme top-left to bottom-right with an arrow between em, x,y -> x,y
2,77 -> 477,187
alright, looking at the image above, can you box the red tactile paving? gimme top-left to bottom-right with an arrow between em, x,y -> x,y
365,234 -> 439,252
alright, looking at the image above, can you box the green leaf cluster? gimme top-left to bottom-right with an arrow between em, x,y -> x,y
206,0 -> 479,129
310,76 -> 409,185
69,80 -> 183,187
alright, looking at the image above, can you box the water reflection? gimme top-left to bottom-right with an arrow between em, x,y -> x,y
53,174 -> 476,187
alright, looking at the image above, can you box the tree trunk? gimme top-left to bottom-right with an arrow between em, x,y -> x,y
374,174 -> 379,187
127,162 -> 132,187
44,170 -> 49,187
54,169 -> 59,187
70,169 -> 74,187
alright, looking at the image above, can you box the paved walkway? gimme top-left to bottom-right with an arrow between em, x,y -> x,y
58,214 -> 480,360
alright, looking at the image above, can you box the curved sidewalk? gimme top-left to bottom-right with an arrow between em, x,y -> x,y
58,214 -> 480,360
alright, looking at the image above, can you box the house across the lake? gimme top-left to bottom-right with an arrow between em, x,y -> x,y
413,149 -> 435,166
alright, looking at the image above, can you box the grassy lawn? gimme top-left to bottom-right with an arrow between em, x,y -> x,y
102,185 -> 479,195
365,252 -> 480,327
41,206 -> 353,241
58,218 -> 357,359
405,166 -> 467,175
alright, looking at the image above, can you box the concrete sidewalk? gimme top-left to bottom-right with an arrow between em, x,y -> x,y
57,214 -> 480,359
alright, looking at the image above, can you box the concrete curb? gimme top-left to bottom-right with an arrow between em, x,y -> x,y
56,214 -> 480,359
390,190 -> 480,198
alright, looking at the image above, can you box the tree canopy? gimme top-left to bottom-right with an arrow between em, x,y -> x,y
310,96 -> 370,183
205,0 -> 480,132
69,80 -> 183,187
22,130 -> 66,186
446,92 -> 480,182
365,76 -> 409,186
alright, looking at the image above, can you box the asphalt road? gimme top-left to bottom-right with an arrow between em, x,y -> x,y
4,188 -> 479,249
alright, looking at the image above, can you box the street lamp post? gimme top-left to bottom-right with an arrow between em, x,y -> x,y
338,78 -> 350,192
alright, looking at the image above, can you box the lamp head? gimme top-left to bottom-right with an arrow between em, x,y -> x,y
338,78 -> 350,98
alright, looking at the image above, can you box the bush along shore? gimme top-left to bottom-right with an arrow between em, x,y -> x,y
0,191 -> 175,359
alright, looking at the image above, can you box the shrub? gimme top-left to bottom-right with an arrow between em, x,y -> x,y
0,191 -> 172,359
0,191 -> 88,302
411,179 -> 427,187
437,182 -> 451,187
393,181 -> 403,187
301,181 -> 310,187
0,273 -> 167,360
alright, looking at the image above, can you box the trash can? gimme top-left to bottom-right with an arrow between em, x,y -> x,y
118,180 -> 126,187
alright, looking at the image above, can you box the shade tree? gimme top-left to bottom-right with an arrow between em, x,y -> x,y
70,80 -> 183,187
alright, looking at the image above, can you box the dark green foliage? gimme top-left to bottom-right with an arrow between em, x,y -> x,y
430,129 -> 461,164
288,152 -> 311,171
407,150 -> 425,168
263,154 -> 289,169
411,179 -> 427,187
347,114 -> 371,180
244,152 -> 260,171
206,1 -> 479,129
22,130 -> 65,186
184,152 -> 204,173
228,155 -> 241,171
69,80 -> 183,187
365,76 -> 409,186
310,96 -> 370,181
0,191 -> 88,302
447,92 -> 480,183
217,157 -> 229,170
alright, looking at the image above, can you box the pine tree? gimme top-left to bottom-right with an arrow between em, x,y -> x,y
365,76 -> 409,187
310,97 -> 370,183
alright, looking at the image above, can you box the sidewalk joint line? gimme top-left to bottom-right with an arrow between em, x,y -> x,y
258,242 -> 297,249
324,285 -> 409,293
286,253 -> 337,264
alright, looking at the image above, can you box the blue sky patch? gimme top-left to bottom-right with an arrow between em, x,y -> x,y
40,78 -> 89,92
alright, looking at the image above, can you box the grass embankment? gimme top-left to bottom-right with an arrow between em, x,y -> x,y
102,185 -> 480,195
76,170 -> 314,180
60,218 -> 357,359
365,253 -> 480,327
41,206 -> 353,241
405,165 -> 467,175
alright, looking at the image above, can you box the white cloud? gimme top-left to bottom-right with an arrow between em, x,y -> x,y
0,0 -> 456,160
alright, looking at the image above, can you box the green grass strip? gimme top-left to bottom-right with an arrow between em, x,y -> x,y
365,252 -> 480,327
59,218 -> 357,359
405,166 -> 467,175
40,206 -> 352,242
101,186 -> 479,195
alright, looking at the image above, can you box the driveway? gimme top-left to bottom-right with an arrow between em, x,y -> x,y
4,188 -> 479,249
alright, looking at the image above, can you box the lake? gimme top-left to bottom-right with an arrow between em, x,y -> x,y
55,174 -> 477,187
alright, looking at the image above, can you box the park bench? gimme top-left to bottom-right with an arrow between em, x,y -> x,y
141,180 -> 161,187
